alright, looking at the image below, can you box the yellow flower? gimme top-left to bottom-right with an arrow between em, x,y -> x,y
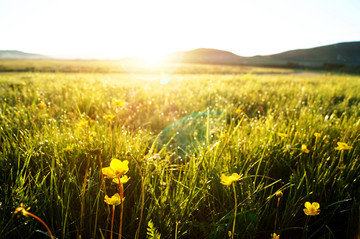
295,131 -> 300,137
112,98 -> 124,107
102,159 -> 129,179
235,108 -> 242,115
112,175 -> 131,184
271,233 -> 280,239
104,193 -> 123,205
301,144 -> 310,153
303,202 -> 320,216
314,133 -> 321,138
75,120 -> 88,128
220,173 -> 242,186
37,102 -> 46,109
14,203 -> 31,217
275,191 -> 283,198
335,142 -> 352,150
64,145 -> 73,152
89,131 -> 96,140
104,114 -> 116,120
277,133 -> 288,138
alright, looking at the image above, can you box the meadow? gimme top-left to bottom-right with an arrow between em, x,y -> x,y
0,61 -> 359,239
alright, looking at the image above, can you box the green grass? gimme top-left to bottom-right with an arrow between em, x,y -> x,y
0,63 -> 359,238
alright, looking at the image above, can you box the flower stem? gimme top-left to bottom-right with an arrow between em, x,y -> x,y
339,150 -> 344,165
312,137 -> 318,160
118,181 -> 124,239
231,183 -> 237,239
27,211 -> 53,239
274,197 -> 280,232
303,216 -> 310,239
111,205 -> 115,239
109,121 -> 113,156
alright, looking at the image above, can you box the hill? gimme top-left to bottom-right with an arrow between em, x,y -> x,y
178,42 -> 360,69
177,48 -> 248,65
1,42 -> 359,72
268,41 -> 360,66
0,50 -> 49,59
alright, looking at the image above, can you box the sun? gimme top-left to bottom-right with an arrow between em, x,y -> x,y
136,50 -> 167,67
119,47 -> 184,81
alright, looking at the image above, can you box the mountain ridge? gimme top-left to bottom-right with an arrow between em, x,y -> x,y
1,41 -> 360,69
0,50 -> 49,59
178,41 -> 360,67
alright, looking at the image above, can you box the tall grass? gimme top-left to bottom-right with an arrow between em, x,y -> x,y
0,67 -> 359,238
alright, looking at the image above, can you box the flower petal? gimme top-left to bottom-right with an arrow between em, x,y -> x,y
220,174 -> 232,186
110,159 -> 129,177
112,175 -> 131,184
231,173 -> 242,181
104,193 -> 121,205
312,202 -> 320,209
303,208 -> 310,216
304,201 -> 311,209
102,167 -> 116,178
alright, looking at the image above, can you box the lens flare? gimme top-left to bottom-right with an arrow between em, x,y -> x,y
119,50 -> 183,82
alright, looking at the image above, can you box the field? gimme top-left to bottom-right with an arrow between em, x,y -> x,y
0,61 -> 360,239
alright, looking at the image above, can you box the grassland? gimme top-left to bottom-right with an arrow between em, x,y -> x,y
0,61 -> 359,238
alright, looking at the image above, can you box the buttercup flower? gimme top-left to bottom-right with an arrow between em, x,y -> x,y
275,191 -> 283,198
104,114 -> 116,120
75,120 -> 88,128
301,144 -> 310,153
335,142 -> 352,150
112,98 -> 124,106
303,202 -> 320,216
64,145 -> 73,152
102,159 -> 129,179
112,175 -> 131,184
278,133 -> 288,138
314,133 -> 321,138
220,173 -> 242,186
271,233 -> 280,239
37,102 -> 46,109
14,203 -> 30,217
89,131 -> 96,140
104,193 -> 122,206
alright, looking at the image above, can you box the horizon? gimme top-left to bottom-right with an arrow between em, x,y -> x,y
2,40 -> 359,60
1,0 -> 360,59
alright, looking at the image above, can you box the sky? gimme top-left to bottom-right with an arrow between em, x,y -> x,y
1,0 -> 360,59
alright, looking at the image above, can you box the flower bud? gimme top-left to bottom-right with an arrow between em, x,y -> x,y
276,191 -> 283,198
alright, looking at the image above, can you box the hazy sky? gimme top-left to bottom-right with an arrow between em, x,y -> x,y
1,0 -> 360,59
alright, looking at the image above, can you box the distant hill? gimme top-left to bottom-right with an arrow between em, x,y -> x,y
1,41 -> 359,72
177,48 -> 248,65
268,42 -> 360,66
178,42 -> 360,69
0,50 -> 49,59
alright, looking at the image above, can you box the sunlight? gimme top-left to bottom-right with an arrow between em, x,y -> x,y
136,51 -> 167,67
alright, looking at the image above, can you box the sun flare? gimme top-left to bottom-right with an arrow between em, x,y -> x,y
136,51 -> 167,67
